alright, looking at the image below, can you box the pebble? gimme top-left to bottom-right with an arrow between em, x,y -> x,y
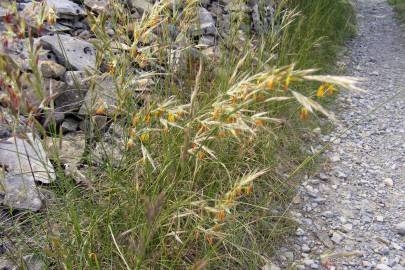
331,232 -> 344,244
376,215 -> 384,222
395,222 -> 405,236
384,177 -> 394,187
296,228 -> 305,236
376,264 -> 392,270
301,244 -> 311,253
304,259 -> 314,266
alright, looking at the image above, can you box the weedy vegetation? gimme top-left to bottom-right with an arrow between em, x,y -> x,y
1,0 -> 357,269
389,0 -> 405,22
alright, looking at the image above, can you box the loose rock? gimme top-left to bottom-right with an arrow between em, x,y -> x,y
39,34 -> 96,71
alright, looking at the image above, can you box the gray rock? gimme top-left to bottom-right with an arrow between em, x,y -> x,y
0,254 -> 45,270
54,87 -> 87,112
197,7 -> 216,35
315,230 -> 334,248
45,132 -> 86,167
262,263 -> 281,270
199,35 -> 216,47
321,210 -> 334,218
376,264 -> 392,270
319,173 -> 328,181
395,221 -> 405,236
0,7 -> 9,18
1,175 -> 42,211
64,71 -> 90,88
45,0 -> 86,19
282,251 -> 294,261
251,4 -> 263,33
78,74 -> 116,115
39,34 -> 96,71
19,74 -> 67,109
0,133 -> 56,183
128,0 -> 153,13
56,71 -> 89,112
296,228 -> 305,236
61,117 -> 79,133
79,115 -> 108,139
40,60 -> 66,78
331,232 -> 344,244
22,254 -> 46,270
301,244 -> 311,253
383,177 -> 394,187
0,258 -> 16,270
0,125 -> 11,139
84,0 -> 109,13
304,259 -> 315,266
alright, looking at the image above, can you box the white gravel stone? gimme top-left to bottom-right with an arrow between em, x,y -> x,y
376,264 -> 392,270
384,178 -> 394,187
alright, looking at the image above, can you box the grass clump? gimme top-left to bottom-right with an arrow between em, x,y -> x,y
389,0 -> 405,22
0,0 -> 357,269
278,0 -> 356,70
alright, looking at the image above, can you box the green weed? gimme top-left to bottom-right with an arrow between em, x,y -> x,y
388,0 -> 405,22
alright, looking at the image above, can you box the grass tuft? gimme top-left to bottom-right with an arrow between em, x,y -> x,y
0,0 -> 357,269
388,0 -> 405,23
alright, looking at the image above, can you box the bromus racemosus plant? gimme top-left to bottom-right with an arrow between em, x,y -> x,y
0,0 -> 357,269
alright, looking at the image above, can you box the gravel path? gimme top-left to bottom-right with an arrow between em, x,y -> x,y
273,1 -> 405,269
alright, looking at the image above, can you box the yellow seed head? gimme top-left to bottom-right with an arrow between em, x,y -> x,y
327,83 -> 336,96
255,119 -> 264,127
194,230 -> 200,240
235,186 -> 243,196
299,108 -> 309,121
226,117 -> 236,124
127,138 -> 135,149
129,128 -> 137,137
213,224 -> 222,232
47,8 -> 57,25
197,151 -> 205,160
245,184 -> 253,195
154,109 -> 163,118
132,115 -> 140,126
316,84 -> 326,97
284,76 -> 291,91
130,46 -> 138,59
212,108 -> 222,120
267,78 -> 275,90
255,93 -> 265,102
140,133 -> 150,143
216,209 -> 226,221
167,112 -> 176,122
95,104 -> 107,115
144,113 -> 151,125
230,95 -> 238,105
205,234 -> 213,245
218,130 -> 226,138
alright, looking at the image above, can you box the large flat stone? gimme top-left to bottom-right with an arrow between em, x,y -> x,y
45,132 -> 86,167
84,0 -> 109,13
78,74 -> 116,115
0,133 -> 56,184
39,34 -> 96,71
19,74 -> 67,109
197,7 -> 216,35
45,0 -> 86,18
128,0 -> 153,13
1,175 -> 42,211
